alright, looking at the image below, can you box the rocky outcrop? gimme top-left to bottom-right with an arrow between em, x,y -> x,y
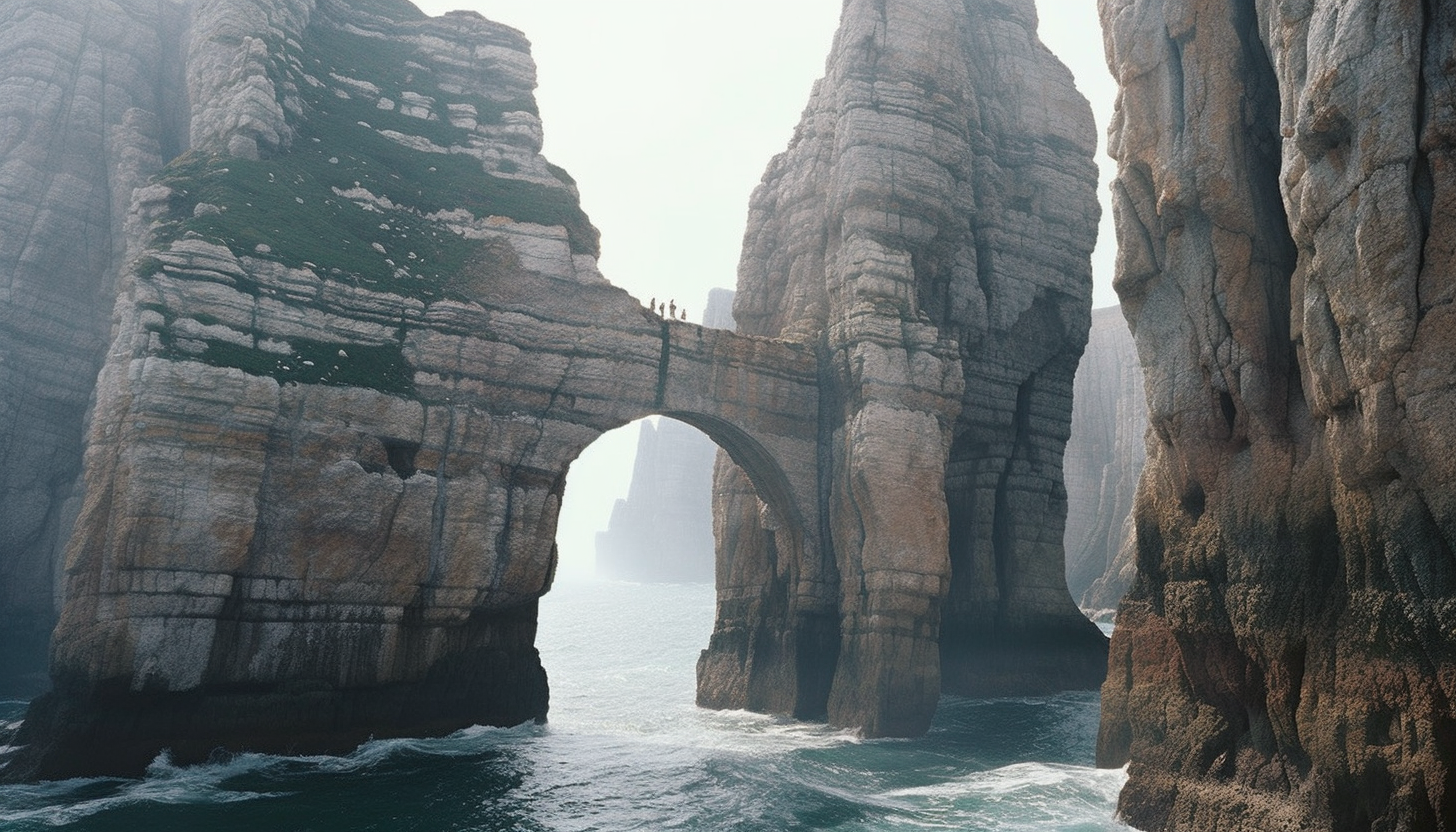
1098,1 -> 1456,830
0,0 -> 191,698
0,0 -> 824,780
700,287 -> 736,331
3,0 -> 1108,779
595,292 -> 735,584
701,0 -> 1107,736
1063,305 -> 1144,616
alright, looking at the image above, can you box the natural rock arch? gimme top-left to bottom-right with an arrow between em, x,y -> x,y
1,0 -> 1108,781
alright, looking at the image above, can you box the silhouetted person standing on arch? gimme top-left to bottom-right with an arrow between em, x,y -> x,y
669,300 -> 676,318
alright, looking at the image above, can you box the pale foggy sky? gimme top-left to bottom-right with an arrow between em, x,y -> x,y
408,0 -> 1118,577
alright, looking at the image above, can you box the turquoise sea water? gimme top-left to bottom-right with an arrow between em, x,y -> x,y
0,580 -> 1126,831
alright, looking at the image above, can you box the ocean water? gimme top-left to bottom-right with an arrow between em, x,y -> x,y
0,580 -> 1126,831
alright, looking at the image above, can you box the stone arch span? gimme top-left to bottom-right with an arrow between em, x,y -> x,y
12,283 -> 847,780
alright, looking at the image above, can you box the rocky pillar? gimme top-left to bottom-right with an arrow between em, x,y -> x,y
822,243 -> 963,736
1099,0 -> 1456,829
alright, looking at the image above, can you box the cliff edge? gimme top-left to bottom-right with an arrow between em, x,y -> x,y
1099,0 -> 1456,829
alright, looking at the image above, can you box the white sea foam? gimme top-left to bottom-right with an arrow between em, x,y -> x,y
0,581 -> 1126,831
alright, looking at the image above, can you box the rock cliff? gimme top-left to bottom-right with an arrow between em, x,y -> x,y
1063,305 -> 1144,616
1099,0 -> 1456,829
595,418 -> 715,583
0,0 -> 191,698
4,0 -> 604,779
702,0 -> 1106,735
2,0 -> 1110,779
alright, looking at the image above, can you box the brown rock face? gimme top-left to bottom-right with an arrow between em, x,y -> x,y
703,0 -> 1107,735
1099,0 -> 1456,829
1063,305 -> 1145,615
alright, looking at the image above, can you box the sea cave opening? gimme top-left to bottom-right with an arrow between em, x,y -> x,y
540,416 -> 726,732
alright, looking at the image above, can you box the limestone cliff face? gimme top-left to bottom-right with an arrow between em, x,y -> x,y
4,0 -> 835,780
703,0 -> 1107,735
1099,0 -> 1456,829
4,0 -> 1111,779
0,0 -> 190,698
3,0 -> 608,778
596,292 -> 735,584
1063,305 -> 1145,615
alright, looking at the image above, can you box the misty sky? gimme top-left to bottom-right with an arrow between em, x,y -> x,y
407,0 -> 1118,577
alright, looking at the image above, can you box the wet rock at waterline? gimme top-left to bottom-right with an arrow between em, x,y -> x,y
1098,0 -> 1456,829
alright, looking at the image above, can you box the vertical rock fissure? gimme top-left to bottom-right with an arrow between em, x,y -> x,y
155,0 -> 193,163
1412,0 -> 1434,321
426,404 -> 454,587
815,334 -> 840,586
655,320 -> 671,408
991,374 -> 1036,603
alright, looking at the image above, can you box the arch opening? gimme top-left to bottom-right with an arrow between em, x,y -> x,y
544,410 -> 835,726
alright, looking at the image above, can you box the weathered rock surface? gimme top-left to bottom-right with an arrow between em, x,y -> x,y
1063,305 -> 1145,616
703,0 -> 1107,736
0,0 -> 189,698
2,0 -> 829,780
3,0 -> 1109,779
1099,0 -> 1456,829
595,292 -> 735,584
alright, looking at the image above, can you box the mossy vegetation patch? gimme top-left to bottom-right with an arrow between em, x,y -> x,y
137,6 -> 598,394
148,311 -> 415,396
150,12 -> 594,303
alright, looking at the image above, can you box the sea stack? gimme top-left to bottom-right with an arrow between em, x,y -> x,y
1063,306 -> 1145,616
701,0 -> 1107,734
1099,0 -> 1456,829
2,0 -> 1109,780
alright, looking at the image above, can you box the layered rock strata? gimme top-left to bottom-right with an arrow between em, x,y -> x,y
595,291 -> 735,584
702,0 -> 1107,736
1099,1 -> 1456,829
2,0 -> 1112,779
3,0 -> 830,780
0,0 -> 190,698
1063,305 -> 1145,615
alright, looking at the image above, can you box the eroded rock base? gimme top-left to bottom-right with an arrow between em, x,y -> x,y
5,605 -> 545,781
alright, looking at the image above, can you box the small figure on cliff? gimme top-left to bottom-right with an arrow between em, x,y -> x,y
681,309 -> 687,320
669,300 -> 677,318
659,302 -> 666,316
649,297 -> 656,315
